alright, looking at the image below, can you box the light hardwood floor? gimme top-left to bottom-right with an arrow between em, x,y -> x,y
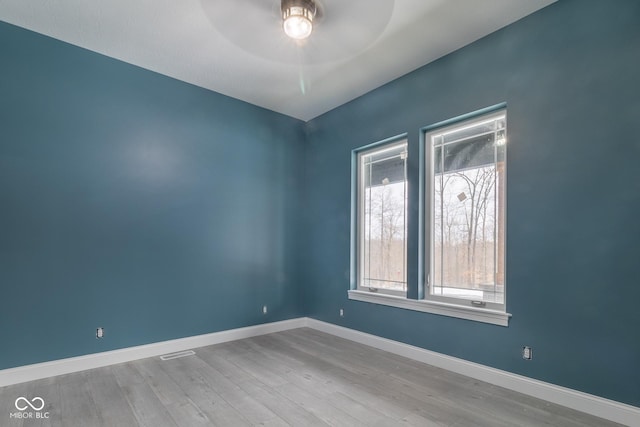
0,328 -> 622,426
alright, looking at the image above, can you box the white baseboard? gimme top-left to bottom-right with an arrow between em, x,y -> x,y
0,318 -> 305,388
1,317 -> 638,426
305,318 -> 640,427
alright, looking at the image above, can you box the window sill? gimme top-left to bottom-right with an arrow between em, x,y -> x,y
347,290 -> 511,327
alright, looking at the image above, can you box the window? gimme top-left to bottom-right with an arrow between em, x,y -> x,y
356,139 -> 408,296
426,109 -> 506,311
349,107 -> 509,326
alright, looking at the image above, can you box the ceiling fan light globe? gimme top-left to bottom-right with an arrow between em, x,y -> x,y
284,15 -> 313,40
281,0 -> 316,40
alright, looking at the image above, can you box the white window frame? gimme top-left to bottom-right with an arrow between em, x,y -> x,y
354,137 -> 408,297
425,108 -> 508,315
348,108 -> 510,327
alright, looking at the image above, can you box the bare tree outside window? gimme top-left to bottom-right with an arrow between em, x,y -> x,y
429,113 -> 506,306
358,141 -> 408,294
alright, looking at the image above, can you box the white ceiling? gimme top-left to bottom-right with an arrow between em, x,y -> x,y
0,0 -> 555,121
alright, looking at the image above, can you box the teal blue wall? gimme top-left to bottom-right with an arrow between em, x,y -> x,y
0,22 -> 304,369
302,0 -> 640,407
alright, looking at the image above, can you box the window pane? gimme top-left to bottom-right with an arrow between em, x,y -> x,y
359,141 -> 407,293
431,114 -> 505,305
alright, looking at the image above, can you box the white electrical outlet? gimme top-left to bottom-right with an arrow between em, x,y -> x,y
339,308 -> 344,317
96,327 -> 104,339
522,346 -> 532,360
262,305 -> 267,314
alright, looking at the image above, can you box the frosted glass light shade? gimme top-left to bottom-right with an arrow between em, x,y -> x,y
282,0 -> 316,40
283,14 -> 312,39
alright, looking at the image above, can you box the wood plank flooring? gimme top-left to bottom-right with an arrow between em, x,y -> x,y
0,328 -> 623,426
